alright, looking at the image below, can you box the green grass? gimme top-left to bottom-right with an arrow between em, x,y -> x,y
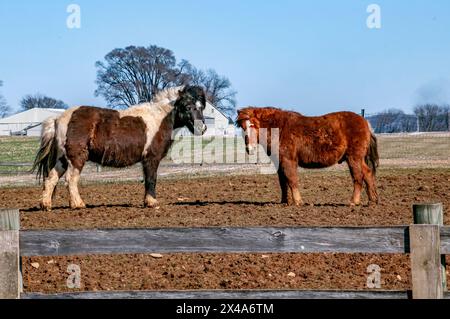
0,137 -> 40,174
0,137 -> 40,162
0,133 -> 448,175
378,134 -> 450,160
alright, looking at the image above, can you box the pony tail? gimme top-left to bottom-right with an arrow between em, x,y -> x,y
32,117 -> 58,182
366,132 -> 380,176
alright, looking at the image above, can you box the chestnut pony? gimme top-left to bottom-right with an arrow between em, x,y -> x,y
33,86 -> 207,211
236,107 -> 379,206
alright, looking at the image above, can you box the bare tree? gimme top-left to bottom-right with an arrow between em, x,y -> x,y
95,45 -> 237,115
0,81 -> 11,118
368,109 -> 417,133
414,104 -> 449,132
20,94 -> 68,111
95,45 -> 192,108
188,68 -> 237,116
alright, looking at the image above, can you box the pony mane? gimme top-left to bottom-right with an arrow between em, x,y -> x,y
152,86 -> 185,104
236,107 -> 302,127
124,86 -> 185,115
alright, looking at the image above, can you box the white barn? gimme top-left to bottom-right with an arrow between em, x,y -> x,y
176,101 -> 236,137
0,108 -> 65,137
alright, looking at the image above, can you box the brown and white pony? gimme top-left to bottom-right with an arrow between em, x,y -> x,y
236,107 -> 379,206
33,86 -> 207,211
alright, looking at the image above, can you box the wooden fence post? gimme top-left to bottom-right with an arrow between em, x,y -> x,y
413,203 -> 447,292
410,204 -> 445,299
0,209 -> 20,299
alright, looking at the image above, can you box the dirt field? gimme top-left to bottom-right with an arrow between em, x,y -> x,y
1,132 -> 449,186
1,168 -> 450,294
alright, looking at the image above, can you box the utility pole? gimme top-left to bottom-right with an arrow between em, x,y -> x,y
448,112 -> 450,132
417,116 -> 420,133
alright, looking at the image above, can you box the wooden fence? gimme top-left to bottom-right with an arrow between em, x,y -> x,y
0,204 -> 448,299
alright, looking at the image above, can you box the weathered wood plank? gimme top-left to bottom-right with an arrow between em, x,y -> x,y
0,209 -> 20,299
410,225 -> 443,299
413,203 -> 444,225
439,227 -> 450,254
413,203 -> 447,292
0,208 -> 20,231
21,290 -> 410,300
20,227 -> 409,257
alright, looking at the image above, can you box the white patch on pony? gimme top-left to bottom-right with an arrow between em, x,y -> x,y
120,86 -> 185,157
195,101 -> 203,109
245,120 -> 256,134
246,120 -> 252,129
54,107 -> 81,159
244,120 -> 258,154
45,86 -> 186,160
39,117 -> 57,157
41,117 -> 56,139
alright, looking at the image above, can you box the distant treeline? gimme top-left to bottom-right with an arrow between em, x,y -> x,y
367,104 -> 450,133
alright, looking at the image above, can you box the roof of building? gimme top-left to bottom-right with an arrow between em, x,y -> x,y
0,108 -> 65,124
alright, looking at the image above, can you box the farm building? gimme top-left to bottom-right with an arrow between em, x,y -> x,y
0,108 -> 65,137
176,101 -> 237,137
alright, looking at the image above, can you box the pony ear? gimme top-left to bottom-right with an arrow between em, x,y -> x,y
180,86 -> 191,96
235,110 -> 246,127
235,110 -> 253,127
236,109 -> 246,118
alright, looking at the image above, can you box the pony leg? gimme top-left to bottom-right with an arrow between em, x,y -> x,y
66,163 -> 86,209
143,159 -> 160,208
40,160 -> 67,211
281,160 -> 303,206
277,169 -> 289,204
362,162 -> 379,204
347,158 -> 364,206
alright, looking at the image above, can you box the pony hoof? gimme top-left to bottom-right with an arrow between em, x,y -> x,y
40,205 -> 52,212
144,200 -> 159,208
144,195 -> 159,208
40,201 -> 52,212
70,203 -> 86,210
145,202 -> 159,208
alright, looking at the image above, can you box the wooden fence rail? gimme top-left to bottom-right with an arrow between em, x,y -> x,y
22,290 -> 413,300
0,204 -> 447,299
20,227 -> 409,256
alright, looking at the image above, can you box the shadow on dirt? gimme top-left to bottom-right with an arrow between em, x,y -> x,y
21,202 -> 354,212
171,200 -> 278,207
171,201 -> 351,207
21,203 -> 135,213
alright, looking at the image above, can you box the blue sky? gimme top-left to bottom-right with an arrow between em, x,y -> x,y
1,0 -> 450,115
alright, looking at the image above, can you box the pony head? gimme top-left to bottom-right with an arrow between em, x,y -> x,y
174,86 -> 207,135
236,108 -> 261,155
